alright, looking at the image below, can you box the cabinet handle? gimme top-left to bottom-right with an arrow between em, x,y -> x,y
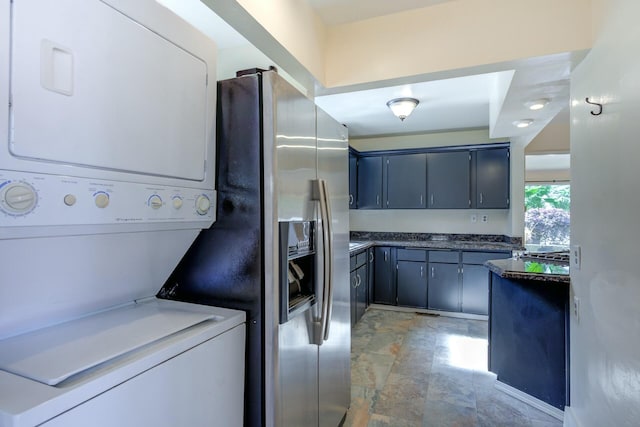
420,194 -> 423,205
356,274 -> 361,287
349,194 -> 353,205
420,266 -> 424,277
352,276 -> 358,288
369,252 -> 374,262
431,267 -> 435,278
480,192 -> 483,205
430,194 -> 434,206
376,195 -> 380,206
384,251 -> 388,262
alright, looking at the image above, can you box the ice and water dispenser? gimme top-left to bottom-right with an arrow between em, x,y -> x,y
279,221 -> 317,324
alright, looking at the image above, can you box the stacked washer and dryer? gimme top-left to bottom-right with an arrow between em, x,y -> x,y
0,1 -> 245,426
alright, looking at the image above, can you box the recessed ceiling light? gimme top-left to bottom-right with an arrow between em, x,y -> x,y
513,119 -> 534,128
525,98 -> 550,110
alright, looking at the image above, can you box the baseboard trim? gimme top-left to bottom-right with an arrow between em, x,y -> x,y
495,380 -> 564,421
563,406 -> 581,427
367,304 -> 488,321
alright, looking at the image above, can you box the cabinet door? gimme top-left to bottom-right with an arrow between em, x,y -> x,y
475,148 -> 510,209
373,247 -> 396,305
355,265 -> 368,322
397,261 -> 427,308
461,264 -> 490,315
367,248 -> 374,306
427,151 -> 471,209
349,154 -> 357,209
385,154 -> 427,208
357,156 -> 383,209
350,269 -> 357,326
428,263 -> 460,312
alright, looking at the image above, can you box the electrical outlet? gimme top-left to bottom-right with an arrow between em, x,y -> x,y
572,245 -> 581,270
481,214 -> 488,223
470,214 -> 477,223
572,296 -> 580,322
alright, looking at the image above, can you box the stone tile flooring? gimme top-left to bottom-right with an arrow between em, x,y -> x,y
344,308 -> 563,427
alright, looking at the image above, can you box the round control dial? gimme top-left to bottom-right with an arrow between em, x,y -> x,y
195,194 -> 211,215
1,182 -> 38,215
148,195 -> 163,210
172,196 -> 183,210
94,192 -> 110,209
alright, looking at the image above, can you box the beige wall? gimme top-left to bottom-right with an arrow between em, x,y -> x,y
213,0 -> 592,92
234,0 -> 326,82
525,110 -> 570,154
324,0 -> 593,88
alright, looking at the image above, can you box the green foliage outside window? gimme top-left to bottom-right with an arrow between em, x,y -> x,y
524,185 -> 570,250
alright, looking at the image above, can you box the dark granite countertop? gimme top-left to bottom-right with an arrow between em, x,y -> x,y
348,241 -> 374,253
348,232 -> 523,254
484,258 -> 570,283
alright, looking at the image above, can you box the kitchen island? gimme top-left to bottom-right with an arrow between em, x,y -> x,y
485,256 -> 570,418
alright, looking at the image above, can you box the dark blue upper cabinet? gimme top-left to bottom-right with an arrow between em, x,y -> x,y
351,144 -> 510,210
357,156 -> 383,208
474,148 -> 510,209
427,151 -> 471,209
385,153 -> 427,209
349,153 -> 357,209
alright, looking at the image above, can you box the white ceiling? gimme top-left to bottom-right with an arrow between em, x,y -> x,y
315,72 -> 505,137
160,0 -> 583,144
307,0 -> 459,26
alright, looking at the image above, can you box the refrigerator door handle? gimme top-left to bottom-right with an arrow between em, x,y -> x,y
312,179 -> 334,344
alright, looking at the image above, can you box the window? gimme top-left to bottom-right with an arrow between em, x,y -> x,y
524,184 -> 570,251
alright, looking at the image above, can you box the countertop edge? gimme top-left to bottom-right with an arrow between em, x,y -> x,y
484,259 -> 571,284
349,240 -> 520,254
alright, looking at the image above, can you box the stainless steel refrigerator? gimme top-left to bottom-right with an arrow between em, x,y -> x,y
159,69 -> 351,427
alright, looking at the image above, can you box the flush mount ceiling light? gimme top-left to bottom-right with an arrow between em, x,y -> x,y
513,119 -> 534,128
525,98 -> 550,111
386,97 -> 419,121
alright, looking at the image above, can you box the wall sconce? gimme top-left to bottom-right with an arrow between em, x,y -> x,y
386,97 -> 419,121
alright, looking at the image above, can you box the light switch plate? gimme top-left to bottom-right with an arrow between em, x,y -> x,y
571,245 -> 581,270
481,214 -> 488,223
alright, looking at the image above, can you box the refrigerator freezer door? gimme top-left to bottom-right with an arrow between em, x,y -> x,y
277,311 -> 319,427
316,107 -> 351,427
263,72 -> 320,426
265,73 -> 317,222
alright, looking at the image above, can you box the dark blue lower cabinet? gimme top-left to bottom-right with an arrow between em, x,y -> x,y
396,261 -> 427,308
461,264 -> 490,315
373,247 -> 396,305
489,273 -> 569,410
427,262 -> 460,312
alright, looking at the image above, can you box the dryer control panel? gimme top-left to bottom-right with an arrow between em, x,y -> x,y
0,170 -> 215,227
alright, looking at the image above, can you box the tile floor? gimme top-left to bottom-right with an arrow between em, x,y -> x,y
344,308 -> 563,427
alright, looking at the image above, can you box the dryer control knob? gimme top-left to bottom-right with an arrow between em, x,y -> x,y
172,196 -> 183,210
94,192 -> 110,209
195,195 -> 211,215
148,195 -> 163,210
3,183 -> 37,213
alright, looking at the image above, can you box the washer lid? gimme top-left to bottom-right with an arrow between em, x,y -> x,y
0,299 -> 221,386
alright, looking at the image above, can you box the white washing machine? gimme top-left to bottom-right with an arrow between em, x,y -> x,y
0,1 -> 245,426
